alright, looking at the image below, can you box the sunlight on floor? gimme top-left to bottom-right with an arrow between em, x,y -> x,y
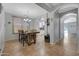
64,30 -> 68,43
64,31 -> 77,55
36,30 -> 46,55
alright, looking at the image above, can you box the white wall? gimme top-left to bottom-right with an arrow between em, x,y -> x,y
60,18 -> 64,40
49,16 -> 54,44
5,13 -> 18,41
77,8 -> 79,53
53,12 -> 60,43
0,7 -> 5,51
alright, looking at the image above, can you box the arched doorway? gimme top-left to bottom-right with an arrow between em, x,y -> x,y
59,8 -> 78,55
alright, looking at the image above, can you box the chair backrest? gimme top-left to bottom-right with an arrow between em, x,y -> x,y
21,30 -> 27,39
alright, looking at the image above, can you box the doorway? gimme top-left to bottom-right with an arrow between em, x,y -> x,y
59,8 -> 78,55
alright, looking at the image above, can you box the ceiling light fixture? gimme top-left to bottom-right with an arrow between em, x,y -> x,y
28,19 -> 31,22
24,10 -> 31,22
24,18 -> 29,22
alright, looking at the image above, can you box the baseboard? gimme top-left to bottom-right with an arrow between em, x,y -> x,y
5,39 -> 18,42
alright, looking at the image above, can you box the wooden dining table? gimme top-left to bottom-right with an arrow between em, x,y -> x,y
26,31 -> 40,45
18,30 -> 40,46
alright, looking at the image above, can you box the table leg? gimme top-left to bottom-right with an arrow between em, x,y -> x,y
27,34 -> 31,46
34,34 -> 36,44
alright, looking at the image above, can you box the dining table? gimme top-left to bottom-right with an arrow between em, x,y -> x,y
26,31 -> 40,45
18,30 -> 40,46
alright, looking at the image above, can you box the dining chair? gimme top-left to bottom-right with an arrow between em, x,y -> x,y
21,30 -> 28,47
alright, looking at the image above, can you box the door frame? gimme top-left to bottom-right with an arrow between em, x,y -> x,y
58,8 -> 78,40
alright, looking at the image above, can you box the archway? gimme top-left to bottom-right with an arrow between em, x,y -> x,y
59,9 -> 78,55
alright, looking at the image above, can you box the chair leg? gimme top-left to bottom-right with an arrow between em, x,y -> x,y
19,34 -> 21,42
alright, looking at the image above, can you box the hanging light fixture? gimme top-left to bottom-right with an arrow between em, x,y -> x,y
24,18 -> 31,23
24,18 -> 29,22
28,19 -> 31,22
24,10 -> 31,22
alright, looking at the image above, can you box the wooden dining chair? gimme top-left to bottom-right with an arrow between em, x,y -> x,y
21,30 -> 28,47
18,30 -> 22,42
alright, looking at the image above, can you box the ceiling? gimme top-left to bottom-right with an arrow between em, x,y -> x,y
36,3 -> 79,13
36,3 -> 64,12
2,3 -> 79,18
2,3 -> 48,18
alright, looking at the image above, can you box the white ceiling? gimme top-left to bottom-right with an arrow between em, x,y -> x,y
36,3 -> 79,13
58,3 -> 79,13
2,3 -> 48,18
36,3 -> 64,12
2,3 -> 79,19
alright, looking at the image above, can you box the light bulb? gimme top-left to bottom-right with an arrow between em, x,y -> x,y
28,19 -> 31,22
24,18 -> 29,22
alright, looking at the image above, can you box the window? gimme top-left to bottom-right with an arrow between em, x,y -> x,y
39,21 -> 45,30
13,16 -> 31,33
13,17 -> 22,33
